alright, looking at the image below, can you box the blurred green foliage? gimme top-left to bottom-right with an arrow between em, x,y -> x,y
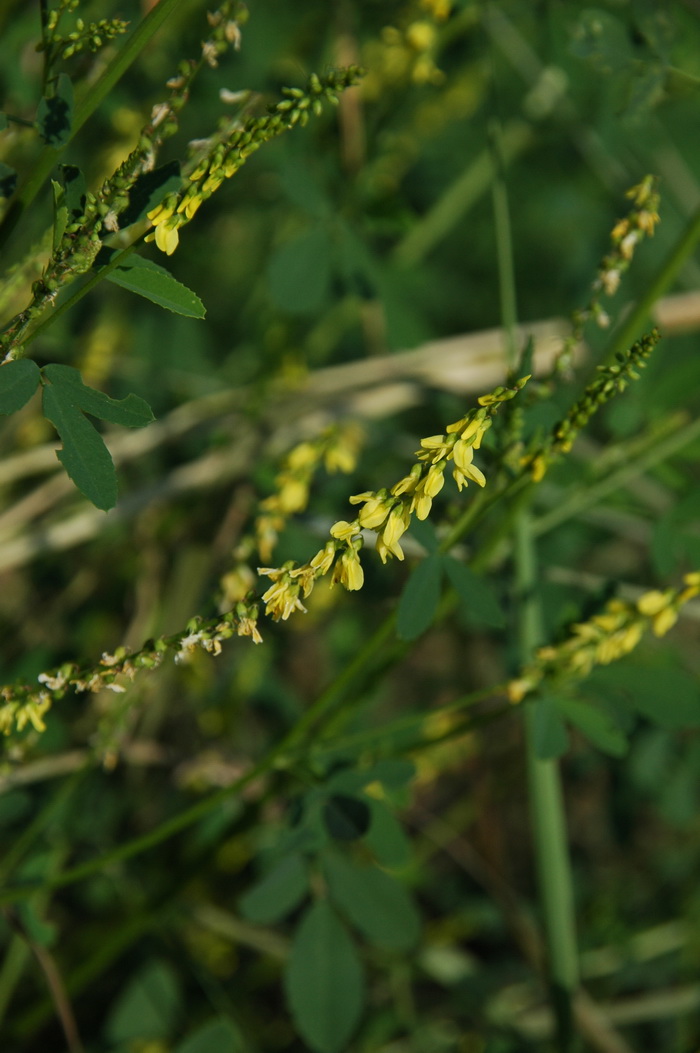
1,1 -> 700,1051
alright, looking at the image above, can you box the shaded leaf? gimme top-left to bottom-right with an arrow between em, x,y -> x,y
105,959 -> 181,1043
36,73 -> 73,147
51,179 -> 67,252
588,664 -> 700,730
323,794 -> 371,841
0,360 -> 41,414
98,249 -> 206,318
396,553 -> 443,641
58,163 -> 88,220
443,556 -> 505,628
408,516 -> 439,554
323,850 -> 420,951
284,900 -> 364,1053
239,852 -> 308,925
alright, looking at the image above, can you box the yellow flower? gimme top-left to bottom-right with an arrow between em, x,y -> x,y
310,542 -> 336,576
349,492 -> 391,529
651,607 -> 678,637
237,616 -> 263,644
377,505 -> 410,562
154,219 -> 180,255
333,548 -> 364,591
637,590 -> 670,616
330,520 -> 360,541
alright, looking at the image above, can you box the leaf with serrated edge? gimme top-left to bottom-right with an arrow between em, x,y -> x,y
42,364 -> 154,427
0,360 -> 41,415
42,384 -> 117,510
103,252 -> 205,319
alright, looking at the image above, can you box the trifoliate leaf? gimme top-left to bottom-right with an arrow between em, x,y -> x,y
42,364 -> 154,428
41,365 -> 154,510
36,73 -> 73,147
98,249 -> 205,318
0,360 -> 41,415
42,385 -> 118,510
284,900 -> 364,1053
323,849 -> 420,951
239,852 -> 308,925
396,553 -> 444,641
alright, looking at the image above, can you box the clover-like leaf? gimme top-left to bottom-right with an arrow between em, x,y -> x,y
97,249 -> 205,318
36,73 -> 74,147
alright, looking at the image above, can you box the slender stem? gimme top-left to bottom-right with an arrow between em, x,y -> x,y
0,0 -> 189,250
516,512 -> 579,1052
489,98 -> 579,1050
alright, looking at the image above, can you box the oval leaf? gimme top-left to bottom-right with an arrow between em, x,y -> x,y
42,364 -> 154,428
239,852 -> 308,925
0,360 -> 41,414
174,1017 -> 243,1053
396,553 -> 443,641
365,799 -> 412,868
100,250 -> 205,318
323,850 -> 420,951
323,794 -> 371,842
284,900 -> 364,1053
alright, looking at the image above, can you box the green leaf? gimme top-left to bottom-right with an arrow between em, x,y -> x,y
443,557 -> 506,628
36,73 -> 73,147
174,1018 -> 243,1053
267,226 -> 332,314
105,959 -> 181,1043
588,664 -> 700,730
396,553 -> 443,641
532,696 -> 569,760
323,850 -> 420,951
323,794 -> 371,841
0,161 -> 17,199
0,360 -> 41,414
284,900 -> 364,1053
98,249 -> 206,318
360,758 -> 416,791
118,160 -> 182,228
239,852 -> 308,925
42,384 -> 117,510
554,696 -> 629,757
365,799 -> 412,868
42,364 -> 154,427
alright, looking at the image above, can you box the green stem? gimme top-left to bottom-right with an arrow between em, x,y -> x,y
0,0 -> 189,250
488,100 -> 579,1048
605,201 -> 700,361
516,512 -> 579,1051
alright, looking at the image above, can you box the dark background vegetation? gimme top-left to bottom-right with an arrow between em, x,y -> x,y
1,1 -> 700,1050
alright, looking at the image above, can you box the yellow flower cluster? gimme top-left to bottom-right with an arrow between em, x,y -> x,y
147,68 -> 363,255
508,572 -> 700,703
257,377 -> 529,621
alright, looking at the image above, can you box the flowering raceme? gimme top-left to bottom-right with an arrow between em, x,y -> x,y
256,376 -> 529,621
508,572 -> 700,703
